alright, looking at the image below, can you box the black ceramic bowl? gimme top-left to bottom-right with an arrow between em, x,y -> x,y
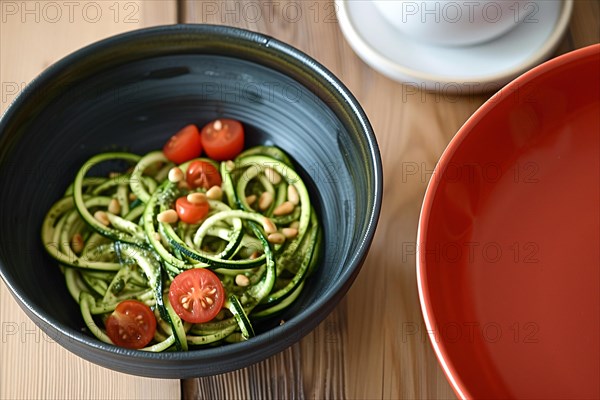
0,25 -> 381,378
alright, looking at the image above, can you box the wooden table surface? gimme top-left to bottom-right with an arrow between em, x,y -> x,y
1,1 -> 598,399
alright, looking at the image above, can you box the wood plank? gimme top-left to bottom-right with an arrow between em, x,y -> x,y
555,0 -> 600,56
0,2 -> 178,399
182,0 -> 599,399
180,1 -> 456,398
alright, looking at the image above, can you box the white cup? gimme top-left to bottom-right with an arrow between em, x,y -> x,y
373,0 -> 529,47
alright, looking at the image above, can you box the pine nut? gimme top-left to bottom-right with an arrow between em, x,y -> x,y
258,191 -> 273,210
264,167 -> 281,185
213,119 -> 223,131
282,227 -> 298,239
187,192 -> 207,205
71,233 -> 84,254
94,211 -> 110,226
267,232 -> 286,244
206,185 -> 223,200
235,274 -> 250,287
168,167 -> 184,183
273,201 -> 294,216
290,221 -> 300,229
108,198 -> 121,215
225,160 -> 235,172
246,194 -> 257,205
157,209 -> 178,224
262,218 -> 277,234
287,184 -> 300,205
250,251 -> 261,259
178,180 -> 189,190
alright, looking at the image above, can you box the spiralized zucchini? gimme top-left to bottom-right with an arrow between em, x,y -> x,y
41,146 -> 321,351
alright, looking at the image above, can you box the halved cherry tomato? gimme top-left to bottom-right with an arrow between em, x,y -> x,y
168,268 -> 225,323
186,160 -> 222,190
200,119 -> 244,161
105,300 -> 156,349
175,196 -> 209,224
163,124 -> 202,164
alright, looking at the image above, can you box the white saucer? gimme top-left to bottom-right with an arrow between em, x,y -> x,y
336,0 -> 573,93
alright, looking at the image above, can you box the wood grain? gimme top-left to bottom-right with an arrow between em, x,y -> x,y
0,2 -> 178,399
182,1 -> 600,399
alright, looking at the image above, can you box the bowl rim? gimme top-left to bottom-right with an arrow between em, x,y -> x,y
416,43 -> 600,399
0,24 -> 383,376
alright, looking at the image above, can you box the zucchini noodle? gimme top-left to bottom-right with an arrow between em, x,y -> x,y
41,145 -> 321,351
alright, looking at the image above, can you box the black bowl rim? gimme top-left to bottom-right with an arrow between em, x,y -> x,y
0,24 -> 382,375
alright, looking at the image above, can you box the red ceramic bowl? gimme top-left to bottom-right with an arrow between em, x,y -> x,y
418,44 -> 599,399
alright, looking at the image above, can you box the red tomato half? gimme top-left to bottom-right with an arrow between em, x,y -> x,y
200,119 -> 244,161
163,124 -> 202,164
175,196 -> 209,224
105,300 -> 156,349
168,268 -> 225,323
186,160 -> 222,190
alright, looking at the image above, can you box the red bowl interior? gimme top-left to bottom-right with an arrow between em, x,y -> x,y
418,44 -> 600,399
